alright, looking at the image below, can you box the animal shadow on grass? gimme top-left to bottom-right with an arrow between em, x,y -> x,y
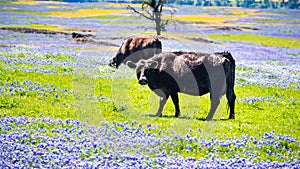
195,117 -> 232,121
145,114 -> 232,121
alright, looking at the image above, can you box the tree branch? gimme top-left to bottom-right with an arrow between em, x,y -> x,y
127,5 -> 154,21
145,10 -> 152,17
162,19 -> 169,26
154,0 -> 164,12
167,4 -> 177,15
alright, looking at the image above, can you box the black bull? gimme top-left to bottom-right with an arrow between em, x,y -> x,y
127,52 -> 236,121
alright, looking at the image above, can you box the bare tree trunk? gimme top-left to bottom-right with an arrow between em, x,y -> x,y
128,0 -> 174,35
154,12 -> 161,35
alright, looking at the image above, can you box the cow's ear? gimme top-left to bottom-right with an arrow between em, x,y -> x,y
126,61 -> 137,69
150,61 -> 158,68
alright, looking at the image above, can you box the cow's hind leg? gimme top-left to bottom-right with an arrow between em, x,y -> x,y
226,89 -> 236,119
206,94 -> 221,121
153,89 -> 169,117
171,93 -> 180,117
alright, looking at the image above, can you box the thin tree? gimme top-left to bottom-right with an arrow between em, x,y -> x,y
127,0 -> 175,35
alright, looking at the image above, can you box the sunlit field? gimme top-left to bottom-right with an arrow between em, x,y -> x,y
0,1 -> 299,168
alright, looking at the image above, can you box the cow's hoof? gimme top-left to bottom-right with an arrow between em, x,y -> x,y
205,117 -> 212,121
175,113 -> 180,118
155,113 -> 162,117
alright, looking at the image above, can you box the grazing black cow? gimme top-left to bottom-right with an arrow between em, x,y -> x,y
109,37 -> 162,68
128,51 -> 236,121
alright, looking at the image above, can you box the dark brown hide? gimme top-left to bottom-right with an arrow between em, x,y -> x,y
134,51 -> 236,120
109,37 -> 162,68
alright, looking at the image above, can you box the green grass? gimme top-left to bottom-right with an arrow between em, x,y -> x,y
236,66 -> 254,72
3,52 -> 75,62
1,67 -> 299,139
208,34 -> 300,48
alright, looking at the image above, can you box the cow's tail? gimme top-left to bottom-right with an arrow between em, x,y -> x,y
224,52 -> 236,119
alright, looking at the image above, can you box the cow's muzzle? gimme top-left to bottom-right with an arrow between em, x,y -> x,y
138,76 -> 148,85
109,59 -> 117,68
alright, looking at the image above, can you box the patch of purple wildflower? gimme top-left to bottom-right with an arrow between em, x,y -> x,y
0,116 -> 299,168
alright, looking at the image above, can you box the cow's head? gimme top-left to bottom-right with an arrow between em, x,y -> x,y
127,60 -> 158,85
109,37 -> 162,69
108,52 -> 125,68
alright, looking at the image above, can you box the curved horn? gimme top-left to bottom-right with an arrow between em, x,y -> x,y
126,61 -> 137,69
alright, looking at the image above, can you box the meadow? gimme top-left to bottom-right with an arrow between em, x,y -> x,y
0,1 -> 299,168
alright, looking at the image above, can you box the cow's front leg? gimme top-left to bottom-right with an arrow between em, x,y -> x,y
153,89 -> 169,117
171,93 -> 180,117
156,95 -> 169,117
206,94 -> 220,121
